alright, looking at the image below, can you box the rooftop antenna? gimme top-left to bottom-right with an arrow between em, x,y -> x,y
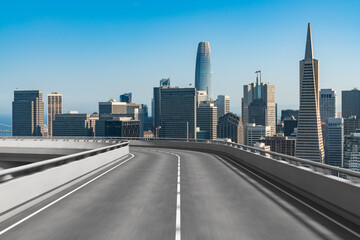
255,70 -> 261,85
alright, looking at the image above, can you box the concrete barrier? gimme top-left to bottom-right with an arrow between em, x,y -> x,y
0,139 -> 111,155
0,144 -> 129,223
130,140 -> 360,227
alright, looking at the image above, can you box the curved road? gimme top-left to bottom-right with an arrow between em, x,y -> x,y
0,148 -> 358,240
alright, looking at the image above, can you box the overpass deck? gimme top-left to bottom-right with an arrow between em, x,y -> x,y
0,148 -> 358,240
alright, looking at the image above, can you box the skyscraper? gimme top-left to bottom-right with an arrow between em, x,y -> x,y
344,116 -> 360,135
153,78 -> 171,131
120,93 -> 132,103
217,112 -> 243,144
47,92 -> 62,137
281,109 -> 299,122
259,134 -> 296,156
53,112 -> 91,137
97,100 -> 144,137
344,132 -> 360,179
12,90 -> 44,136
195,42 -> 213,100
242,71 -> 276,135
342,88 -> 360,118
215,95 -> 230,120
319,89 -> 337,122
325,118 -> 343,167
246,123 -> 272,146
197,102 -> 217,140
295,23 -> 324,163
159,88 -> 196,139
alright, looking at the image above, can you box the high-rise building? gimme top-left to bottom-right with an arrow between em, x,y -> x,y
246,123 -> 272,146
53,111 -> 91,136
47,92 -> 62,137
159,88 -> 196,139
195,42 -> 213,101
97,100 -> 144,137
344,116 -> 360,135
196,90 -> 207,107
281,109 -> 299,122
344,132 -> 360,176
259,134 -> 296,156
320,89 -> 337,122
12,90 -> 44,136
342,88 -> 360,118
215,95 -> 230,120
99,100 -> 127,114
104,118 -> 140,137
242,71 -> 276,135
196,102 -> 217,140
153,78 -> 172,131
217,112 -> 243,144
120,93 -> 132,103
283,116 -> 298,136
324,118 -> 343,167
89,112 -> 99,136
295,23 -> 324,163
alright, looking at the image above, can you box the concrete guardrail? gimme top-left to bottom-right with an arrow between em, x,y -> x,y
0,140 -> 129,223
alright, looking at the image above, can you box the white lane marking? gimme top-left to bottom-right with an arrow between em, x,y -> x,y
133,148 -> 182,240
0,153 -> 135,236
171,153 -> 181,240
219,155 -> 360,239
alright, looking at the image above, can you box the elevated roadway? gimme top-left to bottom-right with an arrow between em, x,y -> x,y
0,147 -> 358,240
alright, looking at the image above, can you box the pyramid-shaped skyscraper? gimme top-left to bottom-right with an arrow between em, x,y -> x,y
295,23 -> 324,162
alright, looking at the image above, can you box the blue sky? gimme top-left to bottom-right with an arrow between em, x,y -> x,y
0,0 -> 359,116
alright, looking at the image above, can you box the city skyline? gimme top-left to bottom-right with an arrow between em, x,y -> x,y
0,1 -> 360,115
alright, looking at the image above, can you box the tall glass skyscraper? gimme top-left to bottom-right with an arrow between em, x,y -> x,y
195,42 -> 213,101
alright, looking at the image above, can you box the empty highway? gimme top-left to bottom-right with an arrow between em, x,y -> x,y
0,148 -> 358,240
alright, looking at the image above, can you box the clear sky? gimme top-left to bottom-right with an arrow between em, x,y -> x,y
0,0 -> 359,116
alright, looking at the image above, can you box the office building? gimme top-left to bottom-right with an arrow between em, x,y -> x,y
12,90 -> 44,136
281,109 -> 299,122
242,71 -> 276,135
283,116 -> 298,136
276,122 -> 284,134
325,118 -> 343,167
215,95 -> 230,120
47,92 -> 62,137
259,134 -> 296,156
295,23 -> 324,163
246,123 -> 272,146
195,42 -> 213,100
344,116 -> 360,135
217,112 -> 243,144
196,90 -> 207,106
320,89 -> 337,122
344,133 -> 360,174
53,112 -> 91,136
98,100 -> 145,136
196,102 -> 217,140
253,142 -> 271,151
342,88 -> 360,118
120,93 -> 132,103
96,99 -> 143,136
159,88 -> 196,139
104,118 -> 140,137
89,112 -> 99,136
153,78 -> 172,130
99,100 -> 127,114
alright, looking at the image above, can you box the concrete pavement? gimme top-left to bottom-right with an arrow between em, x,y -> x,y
0,148 -> 358,240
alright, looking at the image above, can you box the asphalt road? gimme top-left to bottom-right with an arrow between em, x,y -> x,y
0,148 -> 358,240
